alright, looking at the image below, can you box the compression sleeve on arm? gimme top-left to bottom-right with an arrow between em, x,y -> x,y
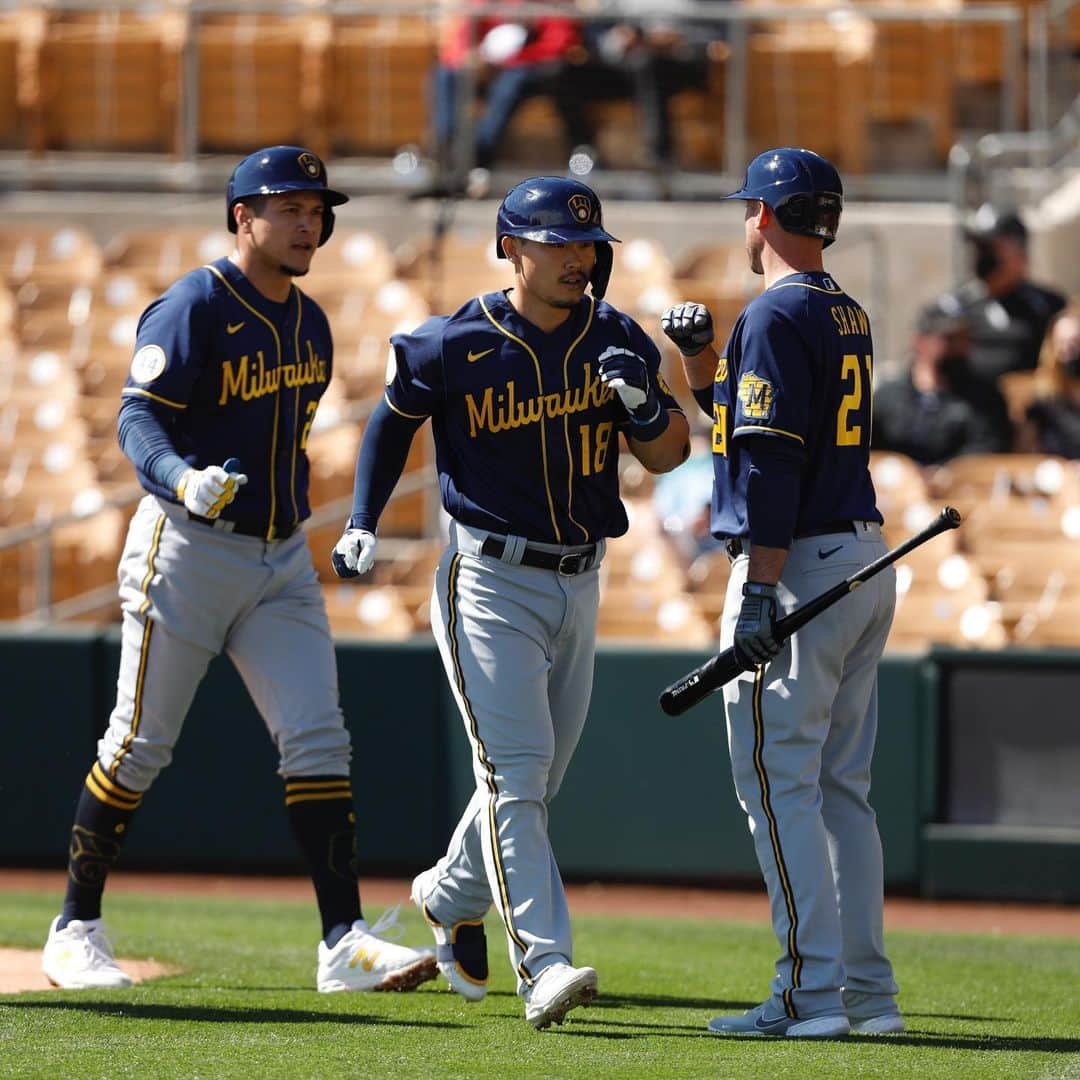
743,435 -> 804,549
348,397 -> 426,532
117,395 -> 190,493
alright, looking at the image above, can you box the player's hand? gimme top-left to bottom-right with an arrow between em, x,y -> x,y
733,581 -> 781,666
331,528 -> 377,578
177,464 -> 248,519
660,303 -> 714,357
597,345 -> 660,423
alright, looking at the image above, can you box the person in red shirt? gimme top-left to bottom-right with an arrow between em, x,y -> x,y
431,0 -> 593,186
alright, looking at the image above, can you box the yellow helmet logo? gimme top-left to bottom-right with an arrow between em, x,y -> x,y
568,193 -> 594,223
298,152 -> 323,179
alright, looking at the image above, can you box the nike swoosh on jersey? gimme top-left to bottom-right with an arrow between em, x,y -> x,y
818,545 -> 843,560
226,321 -> 245,335
467,348 -> 494,363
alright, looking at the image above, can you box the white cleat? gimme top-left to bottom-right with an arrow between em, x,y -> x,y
707,1001 -> 850,1038
845,990 -> 905,1034
42,916 -> 134,989
410,869 -> 489,1002
523,962 -> 598,1030
316,904 -> 437,993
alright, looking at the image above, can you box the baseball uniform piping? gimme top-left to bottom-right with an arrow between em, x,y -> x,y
750,665 -> 803,1018
445,552 -> 534,984
289,292 -> 303,529
478,295 -> 561,543
120,387 -> 187,409
109,512 -> 166,778
206,264 -> 286,540
561,295 -> 595,542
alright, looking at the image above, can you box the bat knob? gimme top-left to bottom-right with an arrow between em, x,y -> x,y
943,506 -> 962,528
223,457 -> 242,475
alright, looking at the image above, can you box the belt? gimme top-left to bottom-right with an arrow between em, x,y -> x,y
187,511 -> 298,541
480,536 -> 599,576
725,521 -> 859,559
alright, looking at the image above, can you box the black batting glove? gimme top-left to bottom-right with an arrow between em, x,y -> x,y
661,302 -> 715,357
733,581 -> 781,666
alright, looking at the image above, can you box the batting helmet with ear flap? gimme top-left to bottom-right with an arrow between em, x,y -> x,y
725,147 -> 843,247
226,145 -> 349,247
495,176 -> 620,298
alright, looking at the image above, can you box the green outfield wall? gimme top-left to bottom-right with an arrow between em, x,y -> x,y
1,629 -> 1077,901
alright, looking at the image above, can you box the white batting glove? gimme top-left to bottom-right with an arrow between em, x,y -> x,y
596,345 -> 659,419
177,465 -> 248,519
331,528 -> 377,578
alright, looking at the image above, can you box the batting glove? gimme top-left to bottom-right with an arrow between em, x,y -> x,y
177,464 -> 248,519
597,345 -> 661,423
733,581 -> 781,666
661,303 -> 714,357
331,528 -> 377,578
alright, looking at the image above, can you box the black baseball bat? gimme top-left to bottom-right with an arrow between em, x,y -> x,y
659,506 -> 963,717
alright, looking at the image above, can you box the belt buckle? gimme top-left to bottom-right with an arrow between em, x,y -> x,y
558,551 -> 585,576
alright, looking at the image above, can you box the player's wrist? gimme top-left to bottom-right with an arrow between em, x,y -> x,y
625,403 -> 669,442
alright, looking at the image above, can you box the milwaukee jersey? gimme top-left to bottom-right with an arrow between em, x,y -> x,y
120,257 -> 333,538
386,290 -> 682,544
707,271 -> 882,538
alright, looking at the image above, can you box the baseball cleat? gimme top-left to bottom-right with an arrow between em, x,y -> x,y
844,990 -> 905,1034
316,904 -> 437,993
410,868 -> 489,1001
707,1002 -> 850,1038
523,963 -> 598,1030
42,916 -> 134,989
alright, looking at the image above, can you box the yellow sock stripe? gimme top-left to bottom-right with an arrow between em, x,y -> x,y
85,767 -> 142,812
445,553 -> 533,984
285,779 -> 353,792
90,762 -> 141,804
109,616 -> 154,778
285,791 -> 354,806
750,666 -> 803,1018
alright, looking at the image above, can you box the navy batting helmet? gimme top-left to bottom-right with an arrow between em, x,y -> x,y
226,146 -> 349,247
495,176 -> 620,299
724,147 -> 843,247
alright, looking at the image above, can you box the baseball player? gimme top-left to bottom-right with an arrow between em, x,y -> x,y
41,146 -> 436,995
661,148 -> 903,1038
332,176 -> 690,1028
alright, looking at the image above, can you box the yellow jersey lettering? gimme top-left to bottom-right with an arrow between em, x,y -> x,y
463,367 -> 612,438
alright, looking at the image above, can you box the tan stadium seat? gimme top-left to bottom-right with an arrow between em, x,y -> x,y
103,228 -> 234,293
322,583 -> 417,640
33,10 -> 184,153
596,589 -> 713,646
325,16 -> 437,156
0,227 -> 102,287
885,592 -> 1007,652
300,231 -> 398,294
395,232 -> 508,312
195,12 -> 325,153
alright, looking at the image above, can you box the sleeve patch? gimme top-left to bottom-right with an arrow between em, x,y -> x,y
738,371 -> 775,421
130,344 -> 167,384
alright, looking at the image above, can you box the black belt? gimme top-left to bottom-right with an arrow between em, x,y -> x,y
725,522 -> 857,559
480,536 -> 599,576
187,512 -> 298,541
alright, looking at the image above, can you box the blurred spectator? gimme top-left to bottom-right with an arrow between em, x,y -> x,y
652,432 -> 721,564
1017,304 -> 1080,458
582,2 -> 718,173
430,0 -> 592,190
955,203 -> 1067,380
872,296 -> 1014,465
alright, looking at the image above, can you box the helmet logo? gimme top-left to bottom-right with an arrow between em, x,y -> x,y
568,193 -> 595,223
298,152 -> 323,179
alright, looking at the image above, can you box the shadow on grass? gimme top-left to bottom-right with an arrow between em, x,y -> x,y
592,993 -> 755,1012
877,1031 -> 1080,1053
8,999 -> 463,1029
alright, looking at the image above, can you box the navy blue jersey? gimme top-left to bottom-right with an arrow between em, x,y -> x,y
387,290 -> 682,544
707,271 -> 882,538
120,257 -> 333,538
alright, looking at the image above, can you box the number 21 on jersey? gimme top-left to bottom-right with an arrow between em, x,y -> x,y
836,353 -> 872,447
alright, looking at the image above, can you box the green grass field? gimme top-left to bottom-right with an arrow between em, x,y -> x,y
1,889 -> 1078,1079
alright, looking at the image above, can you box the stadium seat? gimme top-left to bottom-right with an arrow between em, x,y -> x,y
322,583 -> 417,640
32,10 -> 184,153
325,16 -> 437,156
0,226 -> 102,287
103,228 -> 233,292
195,12 -> 326,153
